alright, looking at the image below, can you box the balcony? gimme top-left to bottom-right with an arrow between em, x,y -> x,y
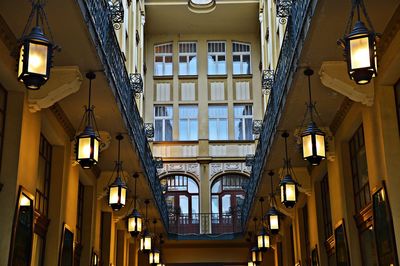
78,0 -> 169,228
168,212 -> 242,240
241,0 -> 317,227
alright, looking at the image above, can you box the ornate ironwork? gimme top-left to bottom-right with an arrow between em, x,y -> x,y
276,0 -> 293,24
154,157 -> 163,169
252,120 -> 263,135
262,70 -> 274,95
241,0 -> 315,228
129,73 -> 143,98
245,154 -> 255,167
79,0 -> 169,229
108,0 -> 124,30
145,123 -> 154,139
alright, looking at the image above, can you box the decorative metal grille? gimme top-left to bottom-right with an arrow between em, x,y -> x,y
145,123 -> 154,139
262,70 -> 274,95
252,120 -> 263,135
154,157 -> 164,169
276,0 -> 293,24
129,73 -> 143,98
108,0 -> 124,30
245,154 -> 255,167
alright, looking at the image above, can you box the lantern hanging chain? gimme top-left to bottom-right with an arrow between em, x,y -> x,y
133,175 -> 137,209
307,74 -> 314,122
284,135 -> 290,175
344,0 -> 375,36
269,172 -> 277,208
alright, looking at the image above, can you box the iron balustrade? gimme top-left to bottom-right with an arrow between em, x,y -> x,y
77,0 -> 169,229
168,212 -> 242,235
241,0 -> 317,228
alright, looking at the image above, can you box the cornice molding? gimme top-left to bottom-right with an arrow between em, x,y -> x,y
0,13 -> 17,54
49,103 -> 76,140
329,97 -> 354,135
379,4 -> 400,57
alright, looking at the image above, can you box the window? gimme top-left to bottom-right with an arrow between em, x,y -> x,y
179,105 -> 198,140
161,175 -> 199,234
0,85 -> 6,170
232,42 -> 251,75
234,105 -> 253,140
208,105 -> 228,140
349,124 -> 370,212
320,174 -> 333,240
154,106 -> 173,141
208,41 -> 226,75
154,43 -> 173,76
211,174 -> 246,233
179,42 -> 197,75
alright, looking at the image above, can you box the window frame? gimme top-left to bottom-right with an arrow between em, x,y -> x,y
154,105 -> 173,141
232,41 -> 252,75
207,41 -> 227,75
208,105 -> 228,140
234,104 -> 253,140
320,173 -> 333,240
178,42 -> 197,76
179,105 -> 198,141
154,42 -> 173,76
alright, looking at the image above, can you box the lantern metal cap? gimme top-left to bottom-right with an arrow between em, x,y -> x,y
301,121 -> 325,136
78,125 -> 98,138
279,174 -> 297,186
129,208 -> 142,218
86,71 -> 96,80
111,175 -> 127,188
348,20 -> 370,37
25,26 -> 50,44
265,206 -> 280,218
258,226 -> 269,236
251,246 -> 260,252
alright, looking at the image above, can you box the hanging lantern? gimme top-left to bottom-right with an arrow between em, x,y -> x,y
149,248 -> 160,265
339,0 -> 377,85
280,132 -> 299,208
257,227 -> 270,252
17,1 -> 57,90
266,207 -> 280,234
128,173 -> 142,237
75,72 -> 101,169
248,262 -> 256,266
108,135 -> 127,211
140,230 -> 152,253
301,69 -> 326,166
251,246 -> 263,265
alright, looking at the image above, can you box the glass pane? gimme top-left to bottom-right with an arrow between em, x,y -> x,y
302,134 -> 313,158
165,119 -> 173,141
211,180 -> 222,193
154,120 -> 163,141
222,195 -> 231,214
179,195 -> 189,214
245,118 -> 253,140
359,228 -> 378,266
189,56 -> 197,75
179,120 -> 189,140
188,179 -> 199,193
28,43 -> 47,75
350,37 -> 371,69
243,54 -> 251,74
219,119 -> 228,140
208,55 -> 216,75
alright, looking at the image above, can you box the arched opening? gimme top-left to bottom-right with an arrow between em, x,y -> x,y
160,174 -> 200,234
211,173 -> 247,233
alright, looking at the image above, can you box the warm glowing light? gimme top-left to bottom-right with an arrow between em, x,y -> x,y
149,250 -> 160,264
93,138 -> 99,161
28,43 -> 47,75
302,134 -> 313,158
18,46 -> 24,78
316,134 -> 325,157
120,187 -> 126,205
258,234 -> 270,249
109,186 -> 120,204
78,137 -> 92,160
350,37 -> 370,69
285,184 -> 296,201
19,194 -> 31,207
270,215 -> 279,230
128,216 -> 142,232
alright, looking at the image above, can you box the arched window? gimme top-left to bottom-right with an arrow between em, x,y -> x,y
211,174 -> 247,233
160,175 -> 199,233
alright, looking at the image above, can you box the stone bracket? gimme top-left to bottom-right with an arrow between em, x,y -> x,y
28,66 -> 83,112
319,61 -> 374,106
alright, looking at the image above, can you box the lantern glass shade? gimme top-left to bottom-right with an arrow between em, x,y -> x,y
76,126 -> 100,169
345,21 -> 377,85
269,214 -> 279,231
280,175 -> 298,208
108,178 -> 127,211
140,232 -> 152,253
17,27 -> 52,90
19,194 -> 31,207
301,122 -> 326,166
149,249 -> 160,264
257,232 -> 270,251
251,247 -> 262,264
248,262 -> 255,266
285,183 -> 296,201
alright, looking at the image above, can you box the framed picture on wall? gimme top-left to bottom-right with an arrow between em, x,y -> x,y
334,219 -> 351,266
372,182 -> 399,266
311,245 -> 320,266
59,223 -> 74,266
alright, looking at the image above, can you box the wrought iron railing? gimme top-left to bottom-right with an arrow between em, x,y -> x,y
77,0 -> 169,229
241,0 -> 317,227
168,212 -> 242,236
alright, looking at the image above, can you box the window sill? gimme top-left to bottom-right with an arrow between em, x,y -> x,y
207,74 -> 228,79
232,74 -> 253,79
153,75 -> 173,80
178,75 -> 198,79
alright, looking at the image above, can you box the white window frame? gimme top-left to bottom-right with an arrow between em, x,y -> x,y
234,104 -> 253,140
208,105 -> 228,140
154,43 -> 173,76
154,105 -> 173,141
232,41 -> 251,75
179,105 -> 198,141
179,42 -> 197,75
207,41 -> 227,75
